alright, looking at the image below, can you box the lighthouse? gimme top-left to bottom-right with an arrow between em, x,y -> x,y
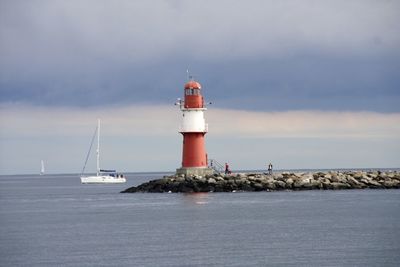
176,78 -> 213,177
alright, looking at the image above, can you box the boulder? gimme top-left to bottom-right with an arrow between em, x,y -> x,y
293,180 -> 307,189
367,180 -> 384,189
207,178 -> 217,184
286,178 -> 294,186
368,173 -> 378,179
311,180 -> 323,189
237,173 -> 247,178
274,180 -> 286,189
383,180 -> 397,188
347,177 -> 365,189
264,182 -> 276,190
252,182 -> 264,191
240,183 -> 254,191
353,172 -> 364,180
180,185 -> 194,193
313,172 -> 325,179
247,175 -> 256,180
301,173 -> 314,183
330,182 -> 351,190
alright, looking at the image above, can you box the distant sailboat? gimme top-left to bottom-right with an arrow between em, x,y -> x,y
80,119 -> 126,184
40,160 -> 45,175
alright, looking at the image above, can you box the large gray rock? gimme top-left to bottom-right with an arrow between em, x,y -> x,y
353,172 -> 364,179
346,176 -> 365,189
252,182 -> 264,191
274,180 -> 286,189
293,180 -> 308,189
311,180 -> 323,189
367,180 -> 384,188
383,180 -> 396,188
329,182 -> 351,190
207,178 -> 217,184
264,182 -> 276,190
286,178 -> 294,185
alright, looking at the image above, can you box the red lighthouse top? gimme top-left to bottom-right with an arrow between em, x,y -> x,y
184,80 -> 204,108
184,81 -> 202,90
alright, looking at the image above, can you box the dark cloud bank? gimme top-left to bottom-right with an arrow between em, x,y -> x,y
1,0 -> 399,112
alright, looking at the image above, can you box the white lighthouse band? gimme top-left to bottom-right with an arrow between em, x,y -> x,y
180,108 -> 208,133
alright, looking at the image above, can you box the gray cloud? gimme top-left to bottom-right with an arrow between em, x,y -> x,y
0,0 -> 399,111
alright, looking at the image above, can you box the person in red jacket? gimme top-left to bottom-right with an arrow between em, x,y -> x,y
225,163 -> 230,175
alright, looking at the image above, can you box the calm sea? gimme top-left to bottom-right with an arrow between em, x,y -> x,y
0,173 -> 399,267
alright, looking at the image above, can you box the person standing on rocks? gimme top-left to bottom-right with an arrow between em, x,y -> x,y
268,163 -> 273,175
225,163 -> 230,175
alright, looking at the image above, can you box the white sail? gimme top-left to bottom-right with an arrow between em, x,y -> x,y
40,160 -> 45,175
80,119 -> 126,184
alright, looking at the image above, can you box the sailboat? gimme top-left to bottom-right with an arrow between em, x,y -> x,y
40,160 -> 45,175
80,119 -> 126,184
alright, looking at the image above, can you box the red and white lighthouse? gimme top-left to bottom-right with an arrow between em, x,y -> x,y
176,78 -> 213,176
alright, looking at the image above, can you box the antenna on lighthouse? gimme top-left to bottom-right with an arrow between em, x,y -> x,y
186,69 -> 193,81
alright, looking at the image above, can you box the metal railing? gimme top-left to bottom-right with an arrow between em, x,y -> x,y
208,159 -> 224,175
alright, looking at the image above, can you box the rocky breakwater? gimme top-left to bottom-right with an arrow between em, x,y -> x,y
121,170 -> 400,193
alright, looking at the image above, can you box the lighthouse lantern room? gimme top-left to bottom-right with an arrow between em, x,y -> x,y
176,78 -> 213,177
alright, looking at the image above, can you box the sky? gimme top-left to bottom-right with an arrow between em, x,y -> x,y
0,0 -> 399,174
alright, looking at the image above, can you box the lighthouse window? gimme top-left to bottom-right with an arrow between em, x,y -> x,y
185,89 -> 200,95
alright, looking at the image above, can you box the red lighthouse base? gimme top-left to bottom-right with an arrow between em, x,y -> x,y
182,133 -> 207,167
176,132 -> 213,177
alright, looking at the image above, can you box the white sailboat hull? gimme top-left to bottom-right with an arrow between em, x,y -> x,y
80,175 -> 126,184
80,119 -> 127,185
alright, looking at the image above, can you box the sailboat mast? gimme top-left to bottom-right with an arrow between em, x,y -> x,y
97,119 -> 100,176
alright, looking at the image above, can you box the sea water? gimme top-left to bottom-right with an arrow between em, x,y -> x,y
0,173 -> 399,267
